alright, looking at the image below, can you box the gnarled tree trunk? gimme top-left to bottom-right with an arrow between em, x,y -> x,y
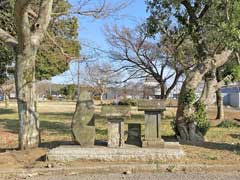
176,73 -> 205,142
176,50 -> 232,143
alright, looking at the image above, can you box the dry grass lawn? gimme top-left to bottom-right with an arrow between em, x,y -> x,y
0,101 -> 240,167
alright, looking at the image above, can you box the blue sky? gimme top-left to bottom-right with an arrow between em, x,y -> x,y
51,0 -> 149,84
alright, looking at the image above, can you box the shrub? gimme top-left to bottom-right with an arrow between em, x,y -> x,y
194,102 -> 210,136
180,89 -> 195,106
118,98 -> 137,106
217,120 -> 239,128
171,102 -> 210,136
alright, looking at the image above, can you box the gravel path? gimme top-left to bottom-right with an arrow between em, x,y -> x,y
16,172 -> 240,180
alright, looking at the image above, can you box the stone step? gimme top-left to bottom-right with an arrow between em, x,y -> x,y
47,143 -> 184,162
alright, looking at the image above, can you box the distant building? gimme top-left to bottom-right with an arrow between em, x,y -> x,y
221,83 -> 240,108
102,83 -> 144,101
143,77 -> 161,99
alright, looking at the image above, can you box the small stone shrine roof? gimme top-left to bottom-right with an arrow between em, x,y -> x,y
138,99 -> 165,111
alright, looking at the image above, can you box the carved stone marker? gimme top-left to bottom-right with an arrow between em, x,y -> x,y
71,90 -> 95,147
138,99 -> 165,148
102,106 -> 130,148
126,123 -> 142,147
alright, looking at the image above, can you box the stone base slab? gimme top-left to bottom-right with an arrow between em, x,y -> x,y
47,143 -> 184,162
142,139 -> 165,148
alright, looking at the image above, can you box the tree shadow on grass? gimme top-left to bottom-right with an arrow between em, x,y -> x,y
40,120 -> 70,134
0,109 -> 16,115
0,148 -> 18,153
230,134 -> 240,140
162,135 -> 240,152
180,141 -> 240,152
40,141 -> 74,149
0,119 -> 18,133
40,112 -> 73,117
0,118 -> 71,135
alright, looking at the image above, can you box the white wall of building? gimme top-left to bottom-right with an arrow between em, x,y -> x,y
229,93 -> 240,108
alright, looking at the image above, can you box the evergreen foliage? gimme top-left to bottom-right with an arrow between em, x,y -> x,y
0,0 -> 80,83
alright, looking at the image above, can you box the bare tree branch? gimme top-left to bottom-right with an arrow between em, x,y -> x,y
106,25 -> 184,99
45,32 -> 80,61
52,0 -> 132,18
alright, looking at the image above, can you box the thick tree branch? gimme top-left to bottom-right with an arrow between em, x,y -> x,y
0,28 -> 18,48
15,0 -> 32,45
31,0 -> 53,46
166,70 -> 183,97
198,3 -> 212,19
214,75 -> 233,90
181,0 -> 198,25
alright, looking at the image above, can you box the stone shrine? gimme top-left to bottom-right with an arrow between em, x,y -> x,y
102,106 -> 130,148
138,99 -> 165,147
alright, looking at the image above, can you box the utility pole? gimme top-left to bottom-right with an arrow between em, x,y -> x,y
77,59 -> 80,100
76,56 -> 86,100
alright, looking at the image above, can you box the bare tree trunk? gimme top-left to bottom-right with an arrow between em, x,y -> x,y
160,83 -> 166,99
4,94 -> 9,109
216,89 -> 224,120
16,48 -> 40,150
100,93 -> 104,105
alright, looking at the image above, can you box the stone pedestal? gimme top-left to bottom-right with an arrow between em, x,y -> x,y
138,100 -> 165,148
142,111 -> 164,148
126,123 -> 142,147
106,113 -> 125,148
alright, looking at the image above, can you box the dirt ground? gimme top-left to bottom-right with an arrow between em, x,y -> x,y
0,101 -> 240,172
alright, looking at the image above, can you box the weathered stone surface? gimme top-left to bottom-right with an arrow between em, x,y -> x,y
106,113 -> 125,148
142,111 -> 165,148
142,139 -> 164,148
138,100 -> 166,148
71,90 -> 95,147
144,112 -> 161,139
101,106 -> 131,117
126,123 -> 142,146
47,144 -> 185,162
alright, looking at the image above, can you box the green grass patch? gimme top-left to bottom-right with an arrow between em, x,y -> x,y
217,120 -> 239,128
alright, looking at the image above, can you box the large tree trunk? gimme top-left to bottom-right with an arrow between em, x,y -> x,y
199,72 -> 217,106
13,0 -> 53,150
16,48 -> 39,150
175,50 -> 232,143
176,72 -> 205,143
216,89 -> 224,120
